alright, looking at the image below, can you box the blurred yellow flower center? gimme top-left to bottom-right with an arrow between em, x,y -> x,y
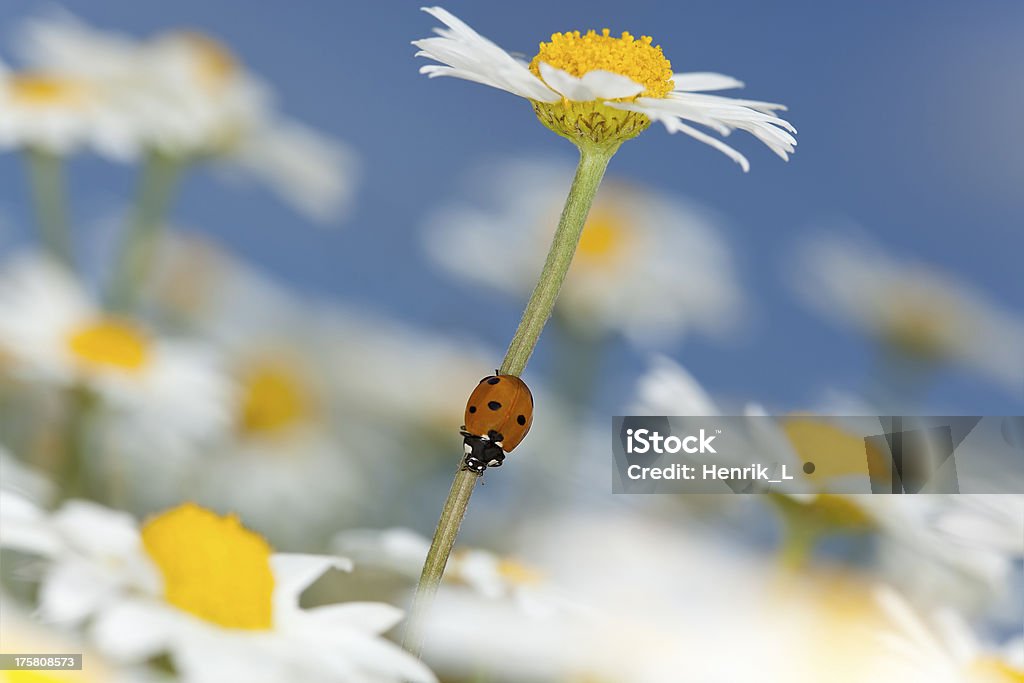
171,31 -> 238,90
9,74 -> 88,107
142,503 -> 274,630
496,557 -> 545,587
968,657 -> 1024,683
782,417 -> 887,483
4,672 -> 86,683
528,30 -> 673,147
880,297 -> 958,360
66,319 -> 150,372
237,358 -> 314,436
530,30 -> 674,98
575,206 -> 628,267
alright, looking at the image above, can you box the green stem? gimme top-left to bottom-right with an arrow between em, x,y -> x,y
403,144 -> 616,656
57,385 -> 97,502
26,148 -> 72,267
106,152 -> 183,312
499,146 -> 616,376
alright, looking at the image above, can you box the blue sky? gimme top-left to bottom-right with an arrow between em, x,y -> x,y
1,0 -> 1022,414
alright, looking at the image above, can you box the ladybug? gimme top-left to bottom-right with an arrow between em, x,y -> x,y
460,374 -> 534,474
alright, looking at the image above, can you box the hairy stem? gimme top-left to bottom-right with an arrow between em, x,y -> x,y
403,143 -> 616,656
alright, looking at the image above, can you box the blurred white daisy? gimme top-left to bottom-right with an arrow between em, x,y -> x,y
423,510 -> 944,683
0,444 -> 55,505
414,7 -> 795,167
333,527 -> 558,615
0,59 -> 133,158
16,11 -> 357,222
0,253 -> 230,447
99,236 -> 365,543
146,234 -> 498,447
0,598 -> 168,683
871,586 -> 1024,683
633,355 -> 1024,612
2,500 -> 435,683
424,159 -> 744,345
792,233 -> 1024,393
0,453 -> 63,558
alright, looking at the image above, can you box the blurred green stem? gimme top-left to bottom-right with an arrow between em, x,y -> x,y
58,385 -> 98,502
403,143 -> 616,656
107,152 -> 183,312
26,148 -> 73,267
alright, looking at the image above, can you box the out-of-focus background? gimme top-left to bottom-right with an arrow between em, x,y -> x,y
2,0 -> 1022,413
0,2 -> 1021,682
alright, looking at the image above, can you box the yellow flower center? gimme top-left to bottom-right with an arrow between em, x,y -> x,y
3,672 -> 86,683
574,204 -> 630,268
237,357 -> 314,436
529,29 -> 674,147
66,319 -> 150,373
530,30 -> 674,98
167,31 -> 238,91
142,503 -> 274,630
496,557 -> 545,587
969,657 -> 1024,683
8,74 -> 88,107
879,294 -> 959,361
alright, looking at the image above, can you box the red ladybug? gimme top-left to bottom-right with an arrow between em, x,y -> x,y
460,374 -> 534,474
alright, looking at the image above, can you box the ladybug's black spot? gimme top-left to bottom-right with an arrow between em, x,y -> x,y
486,377 -> 501,385
517,414 -> 526,426
487,401 -> 502,411
468,406 -> 477,414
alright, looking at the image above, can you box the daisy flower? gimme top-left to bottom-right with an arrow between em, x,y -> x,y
1,444 -> 55,505
16,11 -> 357,222
633,355 -> 1024,612
423,511 -> 933,683
1,500 -> 436,683
87,236 -> 364,542
333,527 -> 558,615
0,598 -> 168,683
414,7 -> 795,168
0,59 -> 133,158
871,586 -> 1024,683
0,253 -> 230,448
424,158 -> 744,344
792,233 -> 1024,393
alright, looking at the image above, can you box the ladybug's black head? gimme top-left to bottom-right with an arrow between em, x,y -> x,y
462,433 -> 506,474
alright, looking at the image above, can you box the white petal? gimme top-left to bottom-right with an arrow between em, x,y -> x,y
607,101 -> 752,171
673,72 -> 745,92
319,630 -> 438,683
414,7 -> 558,102
581,70 -> 646,99
304,602 -> 405,634
0,490 -> 62,557
51,500 -> 142,559
537,63 -> 645,101
270,553 -> 352,613
91,600 -> 178,662
38,560 -> 117,625
668,90 -> 791,115
537,63 -> 595,101
227,119 -> 358,224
